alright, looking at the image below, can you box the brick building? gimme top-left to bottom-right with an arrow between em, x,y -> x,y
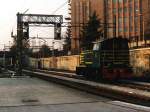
69,0 -> 105,53
69,0 -> 150,52
106,0 -> 150,48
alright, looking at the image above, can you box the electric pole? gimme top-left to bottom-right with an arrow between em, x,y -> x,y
17,13 -> 23,75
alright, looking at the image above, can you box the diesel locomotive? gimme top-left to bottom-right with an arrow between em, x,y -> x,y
76,37 -> 133,80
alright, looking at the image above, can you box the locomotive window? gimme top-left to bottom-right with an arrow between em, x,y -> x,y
93,43 -> 100,51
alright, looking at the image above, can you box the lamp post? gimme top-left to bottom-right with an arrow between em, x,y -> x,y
136,10 -> 146,47
52,41 -> 55,69
142,15 -> 146,46
138,13 -> 145,46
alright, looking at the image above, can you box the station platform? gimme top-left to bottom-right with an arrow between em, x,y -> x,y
0,75 -> 149,112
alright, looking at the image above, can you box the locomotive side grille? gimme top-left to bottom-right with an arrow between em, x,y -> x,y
80,50 -> 93,65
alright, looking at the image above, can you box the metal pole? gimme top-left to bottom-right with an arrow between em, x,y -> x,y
52,41 -> 55,69
143,18 -> 146,46
17,13 -> 23,76
52,41 -> 55,56
39,39 -> 41,58
3,44 -> 6,70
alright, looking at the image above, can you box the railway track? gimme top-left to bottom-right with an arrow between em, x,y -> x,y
118,80 -> 150,92
27,69 -> 150,92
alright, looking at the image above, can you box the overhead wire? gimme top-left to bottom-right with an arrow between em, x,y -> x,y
12,0 -> 69,47
51,0 -> 68,15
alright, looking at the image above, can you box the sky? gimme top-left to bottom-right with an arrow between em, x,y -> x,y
0,0 -> 68,49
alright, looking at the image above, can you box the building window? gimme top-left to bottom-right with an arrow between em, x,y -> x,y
135,27 -> 138,32
129,0 -> 133,8
124,17 -> 128,24
124,7 -> 127,13
108,29 -> 113,34
135,0 -> 139,10
113,0 -> 117,3
129,7 -> 133,14
129,16 -> 133,32
119,27 -> 123,32
119,8 -> 122,13
135,19 -> 138,32
113,8 -> 117,13
118,17 -> 122,32
113,16 -> 117,24
119,17 -> 122,24
135,0 -> 139,3
129,0 -> 133,3
124,0 -> 127,3
135,16 -> 138,32
130,25 -> 133,32
135,7 -> 139,14
118,0 -> 123,3
124,26 -> 128,32
129,16 -> 133,22
119,9 -> 122,16
135,16 -> 138,22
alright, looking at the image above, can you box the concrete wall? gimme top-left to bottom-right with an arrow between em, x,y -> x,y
29,55 -> 80,71
56,55 -> 80,71
28,58 -> 39,69
28,48 -> 150,76
130,48 -> 150,76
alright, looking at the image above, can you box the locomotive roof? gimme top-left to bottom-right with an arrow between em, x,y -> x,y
93,37 -> 128,44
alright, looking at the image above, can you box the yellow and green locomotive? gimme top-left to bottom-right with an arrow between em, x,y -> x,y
76,37 -> 133,80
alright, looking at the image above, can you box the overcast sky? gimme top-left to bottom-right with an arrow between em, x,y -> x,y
0,0 -> 68,49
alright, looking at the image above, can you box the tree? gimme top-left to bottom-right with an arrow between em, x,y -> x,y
81,11 -> 103,49
9,34 -> 31,67
9,45 -> 17,67
144,19 -> 150,41
64,28 -> 71,51
39,44 -> 51,58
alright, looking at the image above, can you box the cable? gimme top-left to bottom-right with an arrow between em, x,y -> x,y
51,1 -> 68,14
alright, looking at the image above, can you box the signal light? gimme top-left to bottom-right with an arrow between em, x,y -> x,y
23,30 -> 29,39
23,22 -> 29,39
54,23 -> 61,40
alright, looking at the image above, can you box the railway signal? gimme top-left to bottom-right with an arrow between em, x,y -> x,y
16,13 -> 63,76
54,23 -> 61,40
23,22 -> 29,40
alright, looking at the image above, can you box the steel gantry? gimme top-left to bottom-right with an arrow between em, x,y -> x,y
16,13 -> 63,75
